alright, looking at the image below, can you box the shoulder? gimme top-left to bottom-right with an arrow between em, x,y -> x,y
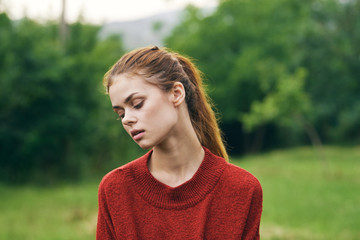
98,163 -> 129,194
221,162 -> 262,195
98,151 -> 150,192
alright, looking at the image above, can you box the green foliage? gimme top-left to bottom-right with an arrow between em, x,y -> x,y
0,13 -> 139,184
299,0 -> 360,141
241,67 -> 311,131
166,0 -> 360,151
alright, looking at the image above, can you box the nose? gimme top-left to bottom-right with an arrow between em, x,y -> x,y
121,111 -> 137,126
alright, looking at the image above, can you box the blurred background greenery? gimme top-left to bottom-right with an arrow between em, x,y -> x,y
0,0 -> 359,239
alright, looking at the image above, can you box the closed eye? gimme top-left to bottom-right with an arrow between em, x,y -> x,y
113,98 -> 144,121
134,100 -> 144,109
116,110 -> 125,120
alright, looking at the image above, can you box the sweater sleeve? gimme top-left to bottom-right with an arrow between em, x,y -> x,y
242,179 -> 263,240
96,177 -> 117,240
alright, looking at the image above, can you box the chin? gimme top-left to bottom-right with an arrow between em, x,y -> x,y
136,135 -> 167,150
137,141 -> 154,150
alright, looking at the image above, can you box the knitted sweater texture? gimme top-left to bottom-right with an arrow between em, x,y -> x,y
96,148 -> 262,239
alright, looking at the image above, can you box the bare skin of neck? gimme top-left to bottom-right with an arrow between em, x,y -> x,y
148,106 -> 205,188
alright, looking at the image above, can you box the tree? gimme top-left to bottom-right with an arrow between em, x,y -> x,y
166,0 -> 360,153
299,0 -> 360,142
167,0 -> 315,152
0,13 -> 136,184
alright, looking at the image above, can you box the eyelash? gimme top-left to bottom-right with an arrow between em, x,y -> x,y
134,101 -> 144,109
116,101 -> 144,120
116,114 -> 124,121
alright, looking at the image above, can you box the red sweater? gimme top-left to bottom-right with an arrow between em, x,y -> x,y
97,147 -> 262,239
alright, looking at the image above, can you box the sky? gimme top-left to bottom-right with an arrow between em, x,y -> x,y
1,0 -> 218,24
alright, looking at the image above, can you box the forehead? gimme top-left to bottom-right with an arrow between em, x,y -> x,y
108,74 -> 158,102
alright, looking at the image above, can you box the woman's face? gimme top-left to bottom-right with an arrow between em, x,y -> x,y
108,74 -> 178,149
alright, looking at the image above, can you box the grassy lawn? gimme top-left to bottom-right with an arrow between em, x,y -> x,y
233,145 -> 360,240
0,182 -> 99,240
0,145 -> 359,239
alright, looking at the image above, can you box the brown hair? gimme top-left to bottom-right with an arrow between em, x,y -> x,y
103,46 -> 228,160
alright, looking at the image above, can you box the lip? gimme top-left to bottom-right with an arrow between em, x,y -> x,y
130,129 -> 145,141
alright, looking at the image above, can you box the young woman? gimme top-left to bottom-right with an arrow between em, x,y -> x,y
97,46 -> 262,239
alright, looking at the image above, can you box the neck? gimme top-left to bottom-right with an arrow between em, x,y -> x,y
149,112 -> 204,187
150,143 -> 204,188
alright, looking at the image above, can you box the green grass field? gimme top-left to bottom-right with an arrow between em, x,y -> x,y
235,145 -> 360,240
0,146 -> 359,239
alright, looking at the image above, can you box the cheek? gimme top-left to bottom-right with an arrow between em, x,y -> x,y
146,102 -> 177,127
156,108 -> 178,130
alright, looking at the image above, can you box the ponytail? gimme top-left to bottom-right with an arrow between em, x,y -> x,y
104,46 -> 228,160
175,55 -> 228,160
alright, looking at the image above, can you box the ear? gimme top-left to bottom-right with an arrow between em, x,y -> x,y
171,82 -> 186,107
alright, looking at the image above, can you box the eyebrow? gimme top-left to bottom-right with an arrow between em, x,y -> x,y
112,92 -> 139,109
